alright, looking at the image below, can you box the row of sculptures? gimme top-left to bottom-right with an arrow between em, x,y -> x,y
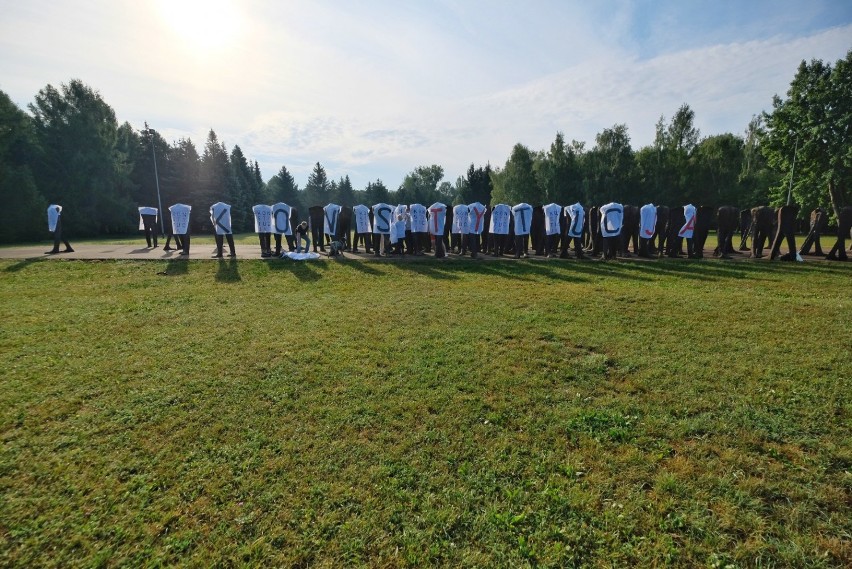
129,201 -> 851,262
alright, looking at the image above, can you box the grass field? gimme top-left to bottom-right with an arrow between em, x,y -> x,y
0,256 -> 849,567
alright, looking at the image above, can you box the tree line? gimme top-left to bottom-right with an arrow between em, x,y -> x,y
0,50 -> 848,243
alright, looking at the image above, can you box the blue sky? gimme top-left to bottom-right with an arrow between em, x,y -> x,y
1,0 -> 850,190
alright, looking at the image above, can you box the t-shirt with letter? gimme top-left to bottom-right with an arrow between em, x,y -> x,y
323,203 -> 342,236
639,204 -> 657,238
452,204 -> 470,234
565,203 -> 584,238
678,204 -> 696,238
372,203 -> 393,234
353,204 -> 372,234
428,202 -> 447,236
138,207 -> 158,230
511,203 -> 533,236
47,205 -> 62,232
467,202 -> 487,234
490,204 -> 511,235
210,202 -> 232,235
272,203 -> 292,235
409,203 -> 428,233
252,204 -> 273,233
169,204 -> 191,235
543,203 -> 562,236
599,202 -> 623,237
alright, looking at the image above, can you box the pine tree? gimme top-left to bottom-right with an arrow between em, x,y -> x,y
268,165 -> 300,204
0,90 -> 45,242
334,175 -> 355,206
28,79 -> 135,235
303,162 -> 330,206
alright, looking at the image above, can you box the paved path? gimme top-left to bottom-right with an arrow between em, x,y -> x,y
0,240 -> 837,262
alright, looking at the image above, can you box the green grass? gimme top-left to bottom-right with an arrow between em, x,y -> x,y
0,257 -> 849,567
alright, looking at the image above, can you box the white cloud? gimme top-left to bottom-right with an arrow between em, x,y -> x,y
1,1 -> 850,190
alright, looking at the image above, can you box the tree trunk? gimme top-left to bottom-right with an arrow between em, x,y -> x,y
827,177 -> 846,219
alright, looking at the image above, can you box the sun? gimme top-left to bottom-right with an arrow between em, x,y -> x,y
158,0 -> 241,52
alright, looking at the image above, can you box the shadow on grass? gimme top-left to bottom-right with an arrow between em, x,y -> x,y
343,258 -> 386,277
216,258 -> 241,282
267,258 -> 326,282
3,257 -> 47,273
158,259 -> 189,276
391,259 -> 461,280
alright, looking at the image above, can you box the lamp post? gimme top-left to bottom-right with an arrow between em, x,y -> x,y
144,122 -> 165,236
787,134 -> 798,206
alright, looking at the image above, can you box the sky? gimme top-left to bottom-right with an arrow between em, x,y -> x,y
1,0 -> 850,190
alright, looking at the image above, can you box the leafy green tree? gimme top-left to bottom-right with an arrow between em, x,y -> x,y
761,50 -> 852,216
534,133 -> 583,204
29,79 -> 135,235
490,143 -> 541,205
738,116 -> 776,206
436,181 -> 456,204
363,179 -> 390,205
583,125 -> 636,205
457,164 -> 492,205
0,90 -> 45,242
635,106 -> 698,206
688,134 -> 745,207
397,165 -> 444,205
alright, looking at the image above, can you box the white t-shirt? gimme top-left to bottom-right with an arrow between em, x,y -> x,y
467,202 -> 487,234
391,219 -> 407,243
452,204 -> 470,234
372,203 -> 393,234
565,203 -> 584,238
512,203 -> 533,236
409,203 -> 428,232
565,202 -> 586,239
679,204 -> 696,238
169,204 -> 191,235
543,203 -> 562,236
138,207 -> 158,230
324,203 -> 342,236
639,204 -> 657,238
252,204 -> 273,233
272,203 -> 292,235
210,202 -> 232,235
599,202 -> 623,237
353,204 -> 372,234
428,203 -> 447,235
394,204 -> 410,231
47,205 -> 62,232
490,204 -> 511,235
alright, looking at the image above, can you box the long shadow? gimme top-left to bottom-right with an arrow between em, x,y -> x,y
215,258 -> 241,282
265,256 -> 323,277
128,247 -> 154,255
158,258 -> 189,276
522,257 -> 651,282
267,258 -> 326,282
343,257 -> 386,277
391,259 -> 461,280
3,257 -> 47,273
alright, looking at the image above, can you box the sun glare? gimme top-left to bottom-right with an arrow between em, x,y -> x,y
158,0 -> 241,52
